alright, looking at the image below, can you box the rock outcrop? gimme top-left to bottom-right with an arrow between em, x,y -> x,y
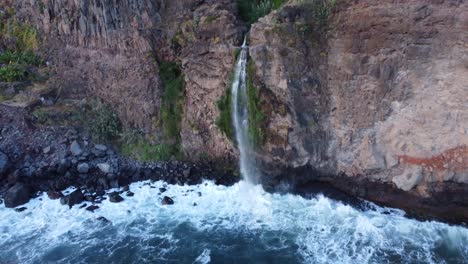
12,0 -> 244,160
249,0 -> 467,218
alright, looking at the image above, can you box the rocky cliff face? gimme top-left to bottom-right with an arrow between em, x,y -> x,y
249,0 -> 467,201
7,0 -> 467,220
14,0 -> 244,160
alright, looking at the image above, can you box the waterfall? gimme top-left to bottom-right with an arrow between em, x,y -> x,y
231,37 -> 259,184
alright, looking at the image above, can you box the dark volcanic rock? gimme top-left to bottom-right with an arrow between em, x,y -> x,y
86,205 -> 99,212
47,191 -> 63,200
159,187 -> 167,193
15,207 -> 27,212
109,192 -> 124,203
96,216 -> 111,224
61,189 -> 85,208
126,191 -> 134,197
0,151 -> 9,177
4,183 -> 31,208
77,163 -> 90,174
70,141 -> 83,156
161,196 -> 174,205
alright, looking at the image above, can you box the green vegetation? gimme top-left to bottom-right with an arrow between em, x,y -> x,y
159,61 -> 185,141
0,50 -> 42,65
299,0 -> 338,29
120,130 -> 172,161
0,63 -> 27,82
237,0 -> 286,24
204,15 -> 219,24
216,84 -> 233,140
246,60 -> 265,147
87,99 -> 122,142
0,51 -> 42,82
0,8 -> 42,82
0,18 -> 39,52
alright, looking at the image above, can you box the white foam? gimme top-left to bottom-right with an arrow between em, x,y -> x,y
0,180 -> 467,263
193,249 -> 211,264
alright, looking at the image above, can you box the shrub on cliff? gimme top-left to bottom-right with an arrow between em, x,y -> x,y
0,8 -> 39,52
0,7 -> 42,83
237,0 -> 286,24
88,99 -> 122,142
0,63 -> 27,82
119,129 -> 174,161
159,61 -> 185,142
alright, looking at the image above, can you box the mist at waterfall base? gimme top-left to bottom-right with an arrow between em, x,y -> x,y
2,43 -> 468,264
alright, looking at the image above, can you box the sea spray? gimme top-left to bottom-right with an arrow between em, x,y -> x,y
1,180 -> 467,263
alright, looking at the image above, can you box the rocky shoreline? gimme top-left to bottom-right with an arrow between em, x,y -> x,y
268,166 -> 468,226
1,104 -> 466,226
0,105 -> 238,210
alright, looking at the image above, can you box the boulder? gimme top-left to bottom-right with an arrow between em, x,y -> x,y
60,189 -> 85,208
97,163 -> 111,174
77,163 -> 90,174
94,144 -> 108,152
70,141 -> 83,156
126,191 -> 134,197
43,146 -> 52,154
47,191 -> 63,200
15,207 -> 27,212
161,196 -> 174,205
109,192 -> 124,203
86,205 -> 99,212
4,183 -> 31,208
183,168 -> 191,178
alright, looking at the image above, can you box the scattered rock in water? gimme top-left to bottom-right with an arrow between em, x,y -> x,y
193,202 -> 197,206
47,190 -> 63,200
15,207 -> 27,212
70,141 -> 83,156
97,163 -> 111,174
79,203 -> 87,209
109,192 -> 124,203
77,163 -> 90,174
198,192 -> 202,197
126,191 -> 134,197
159,187 -> 167,193
161,196 -> 174,205
60,189 -> 85,208
0,151 -> 10,177
86,205 -> 99,212
4,183 -> 31,208
85,195 -> 95,202
0,199 -> 3,205
96,216 -> 111,224
122,185 -> 130,192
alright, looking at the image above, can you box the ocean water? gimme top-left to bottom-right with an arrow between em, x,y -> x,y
0,180 -> 467,264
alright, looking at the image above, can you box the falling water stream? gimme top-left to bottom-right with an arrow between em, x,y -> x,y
0,38 -> 467,263
231,37 -> 258,183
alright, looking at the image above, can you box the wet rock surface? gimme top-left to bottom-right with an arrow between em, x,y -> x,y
161,196 -> 174,205
4,183 -> 31,208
